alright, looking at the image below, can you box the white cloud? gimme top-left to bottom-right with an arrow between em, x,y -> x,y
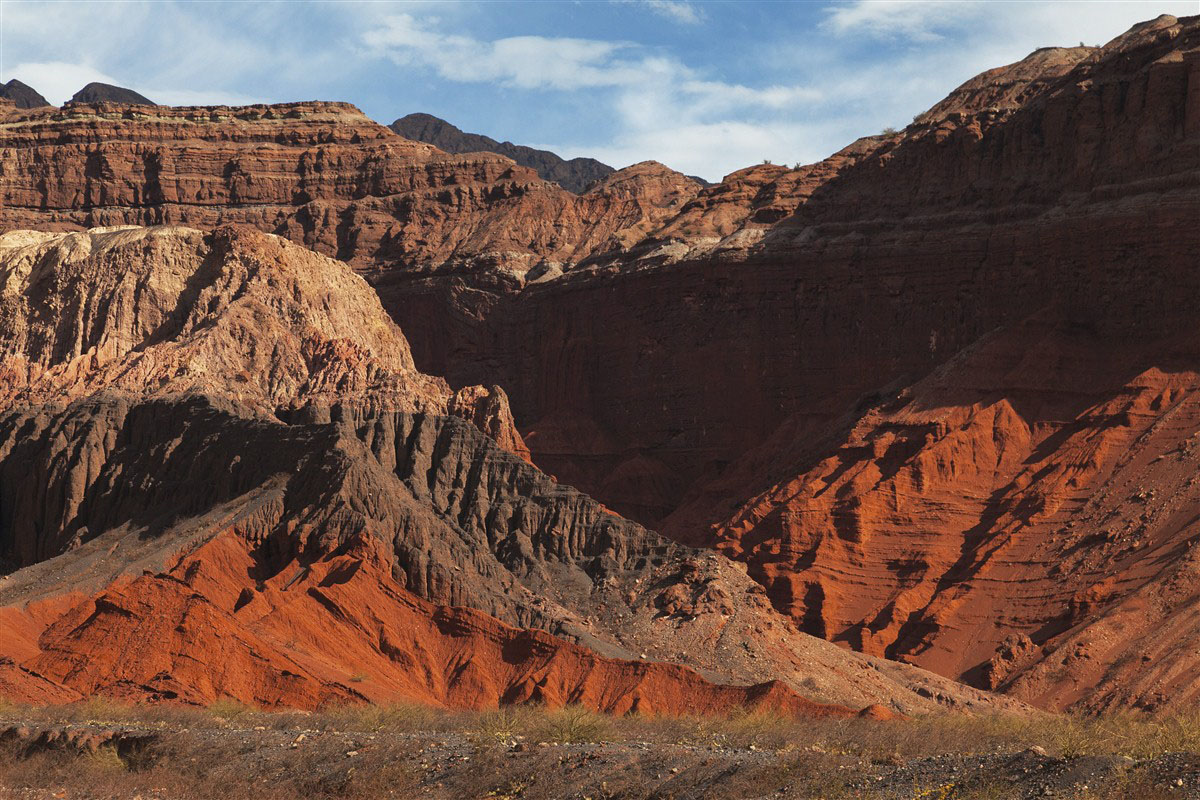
681,81 -> 824,113
4,0 -> 1194,182
821,0 -> 971,42
1,0 -> 333,107
547,118 -> 845,182
803,0 -> 1200,154
363,14 -> 658,90
363,12 -> 827,179
823,1 -> 1197,50
363,12 -> 826,107
643,1 -> 705,25
140,87 -> 268,107
5,60 -> 261,107
557,0 -> 1199,179
998,1 -> 1197,50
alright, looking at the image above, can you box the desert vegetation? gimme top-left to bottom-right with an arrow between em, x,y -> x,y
2,700 -> 1200,798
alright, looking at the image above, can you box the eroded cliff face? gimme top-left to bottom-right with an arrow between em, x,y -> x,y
0,226 -> 1009,716
672,315 -> 1200,712
0,102 -> 697,277
658,14 -> 1200,711
0,225 -> 441,412
412,17 -> 1196,489
17,532 -> 858,717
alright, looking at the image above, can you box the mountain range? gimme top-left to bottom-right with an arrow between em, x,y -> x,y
390,112 -> 617,193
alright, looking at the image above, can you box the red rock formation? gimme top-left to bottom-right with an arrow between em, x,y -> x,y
913,46 -> 1097,125
449,384 -> 532,463
1,12 -> 1194,715
0,225 -> 1012,717
672,314 -> 1200,713
364,14 -> 1200,713
648,15 -> 1200,711
387,14 -> 1198,523
0,102 -> 696,277
18,532 -> 856,716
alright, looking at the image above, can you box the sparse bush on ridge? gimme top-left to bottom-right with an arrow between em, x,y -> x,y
59,695 -> 137,725
473,704 -> 535,743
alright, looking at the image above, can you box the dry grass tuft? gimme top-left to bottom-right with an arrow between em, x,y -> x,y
319,701 -> 439,733
207,697 -> 256,722
528,704 -> 613,744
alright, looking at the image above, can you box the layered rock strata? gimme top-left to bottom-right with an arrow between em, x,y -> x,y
372,15 -> 1200,712
0,226 -> 1012,716
0,14 -> 1193,713
0,102 -> 698,277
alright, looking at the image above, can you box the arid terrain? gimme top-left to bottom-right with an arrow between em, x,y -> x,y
0,8 -> 1198,799
8,700 -> 1200,799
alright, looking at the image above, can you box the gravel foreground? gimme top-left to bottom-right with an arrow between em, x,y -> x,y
4,704 -> 1200,799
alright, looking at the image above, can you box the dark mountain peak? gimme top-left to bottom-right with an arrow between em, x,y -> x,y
0,79 -> 52,109
70,82 -> 156,106
395,112 -> 454,133
390,112 -> 614,194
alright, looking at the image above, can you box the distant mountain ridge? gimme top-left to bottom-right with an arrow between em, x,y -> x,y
0,79 -> 51,108
390,113 -> 615,194
70,82 -> 156,105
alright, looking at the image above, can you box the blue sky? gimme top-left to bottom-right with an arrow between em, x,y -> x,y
1,0 -> 1194,181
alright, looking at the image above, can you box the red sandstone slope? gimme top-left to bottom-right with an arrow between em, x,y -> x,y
665,314 -> 1200,711
21,533 -> 850,717
0,225 -> 1012,716
649,15 -> 1200,711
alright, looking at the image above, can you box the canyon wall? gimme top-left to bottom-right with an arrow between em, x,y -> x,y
0,100 -> 697,276
0,14 -> 1196,712
0,226 -> 1008,715
374,15 -> 1200,711
390,15 -> 1200,527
